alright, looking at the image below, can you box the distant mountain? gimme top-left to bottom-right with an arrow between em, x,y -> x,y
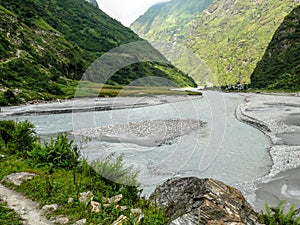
251,5 -> 300,91
0,0 -> 195,105
131,0 -> 300,86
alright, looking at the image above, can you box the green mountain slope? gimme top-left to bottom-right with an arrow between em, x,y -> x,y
0,0 -> 196,105
251,5 -> 300,91
131,0 -> 299,86
131,0 -> 213,41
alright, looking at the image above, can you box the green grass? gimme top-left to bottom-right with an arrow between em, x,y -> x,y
0,201 -> 23,225
0,120 -> 168,224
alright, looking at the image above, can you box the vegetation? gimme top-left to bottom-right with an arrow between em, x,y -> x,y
0,201 -> 23,225
0,120 -> 168,224
0,0 -> 196,106
131,0 -> 299,86
251,5 -> 300,91
258,201 -> 300,225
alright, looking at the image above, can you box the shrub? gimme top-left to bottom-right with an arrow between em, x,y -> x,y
27,133 -> 79,169
92,153 -> 140,187
0,120 -> 36,157
258,200 -> 300,225
10,120 -> 36,157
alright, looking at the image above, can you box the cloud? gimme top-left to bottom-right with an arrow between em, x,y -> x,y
96,0 -> 169,27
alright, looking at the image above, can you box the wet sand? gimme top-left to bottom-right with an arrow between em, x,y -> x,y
236,92 -> 300,211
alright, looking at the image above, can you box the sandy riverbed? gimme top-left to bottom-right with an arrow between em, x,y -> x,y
236,92 -> 300,211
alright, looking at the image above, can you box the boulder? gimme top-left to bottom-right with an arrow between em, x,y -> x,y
2,172 -> 38,186
149,177 -> 258,225
78,191 -> 94,204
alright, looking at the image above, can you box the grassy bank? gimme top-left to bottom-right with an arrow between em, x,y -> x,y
0,120 -> 167,224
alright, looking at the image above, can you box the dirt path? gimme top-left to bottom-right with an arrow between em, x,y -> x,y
0,184 -> 54,225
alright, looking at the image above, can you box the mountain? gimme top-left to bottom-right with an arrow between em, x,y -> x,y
131,0 -> 213,40
131,0 -> 300,86
0,0 -> 196,105
251,5 -> 300,91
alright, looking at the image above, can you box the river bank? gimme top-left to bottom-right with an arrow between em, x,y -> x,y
236,92 -> 300,211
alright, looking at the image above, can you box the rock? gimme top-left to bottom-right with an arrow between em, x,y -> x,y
51,215 -> 69,224
133,213 -> 144,224
115,205 -> 128,211
78,191 -> 94,204
130,208 -> 144,224
111,215 -> 127,225
149,177 -> 258,225
90,201 -> 101,213
68,197 -> 74,203
2,172 -> 38,186
73,218 -> 87,225
103,194 -> 123,204
42,204 -> 58,212
130,208 -> 142,215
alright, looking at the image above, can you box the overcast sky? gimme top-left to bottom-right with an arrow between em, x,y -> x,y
96,0 -> 169,27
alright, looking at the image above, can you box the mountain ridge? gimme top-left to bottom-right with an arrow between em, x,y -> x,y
131,0 -> 300,86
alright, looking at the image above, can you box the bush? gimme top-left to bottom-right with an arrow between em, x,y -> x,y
27,133 -> 79,169
0,120 -> 36,157
92,153 -> 139,187
10,120 -> 36,157
258,200 -> 300,225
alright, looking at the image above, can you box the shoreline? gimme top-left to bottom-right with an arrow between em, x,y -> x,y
235,92 -> 300,211
0,95 -> 202,117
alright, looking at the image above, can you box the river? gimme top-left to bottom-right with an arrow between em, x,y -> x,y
3,91 -> 272,196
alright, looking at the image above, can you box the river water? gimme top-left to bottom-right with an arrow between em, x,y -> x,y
4,91 -> 272,196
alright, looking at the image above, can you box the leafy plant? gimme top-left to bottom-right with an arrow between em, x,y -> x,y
27,133 -> 79,169
258,200 -> 300,225
92,153 -> 139,187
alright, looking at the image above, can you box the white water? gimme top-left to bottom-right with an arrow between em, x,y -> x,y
5,91 -> 272,196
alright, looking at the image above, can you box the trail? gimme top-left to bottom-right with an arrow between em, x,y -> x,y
0,183 -> 54,225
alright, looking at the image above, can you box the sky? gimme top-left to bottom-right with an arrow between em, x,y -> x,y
96,0 -> 169,27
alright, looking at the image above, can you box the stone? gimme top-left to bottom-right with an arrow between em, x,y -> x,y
51,215 -> 69,224
149,177 -> 258,225
90,201 -> 101,213
115,205 -> 128,211
78,191 -> 94,204
111,215 -> 127,225
68,197 -> 74,203
103,194 -> 123,204
2,172 -> 38,186
73,218 -> 87,225
130,208 -> 142,215
42,204 -> 58,212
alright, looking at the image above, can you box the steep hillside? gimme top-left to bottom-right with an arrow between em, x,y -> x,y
131,0 -> 300,85
131,0 -> 213,42
251,5 -> 300,90
0,0 -> 196,105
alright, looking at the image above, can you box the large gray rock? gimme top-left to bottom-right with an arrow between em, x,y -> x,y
149,177 -> 258,225
2,172 -> 38,186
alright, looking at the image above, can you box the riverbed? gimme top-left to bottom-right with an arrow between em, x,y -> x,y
1,91 -> 272,197
236,92 -> 300,211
